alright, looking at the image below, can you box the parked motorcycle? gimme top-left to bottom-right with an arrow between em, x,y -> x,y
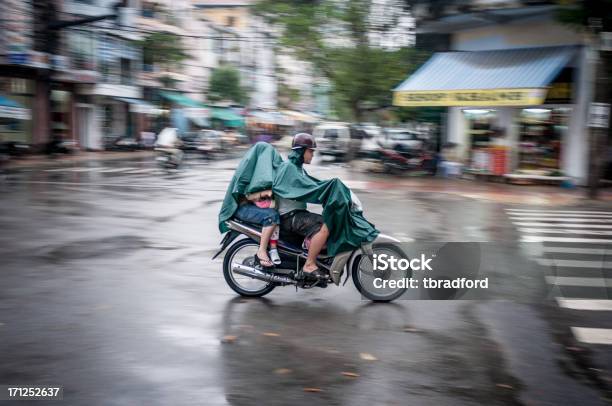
213,218 -> 410,302
379,148 -> 437,175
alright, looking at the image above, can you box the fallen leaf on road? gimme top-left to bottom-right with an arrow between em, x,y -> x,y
274,368 -> 292,375
303,388 -> 322,393
359,353 -> 378,361
263,332 -> 280,337
341,372 -> 359,378
221,335 -> 237,343
496,384 -> 513,390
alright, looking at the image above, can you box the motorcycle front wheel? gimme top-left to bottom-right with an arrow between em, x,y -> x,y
223,239 -> 276,297
352,243 -> 410,302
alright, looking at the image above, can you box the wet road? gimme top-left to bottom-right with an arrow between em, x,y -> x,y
0,154 -> 610,405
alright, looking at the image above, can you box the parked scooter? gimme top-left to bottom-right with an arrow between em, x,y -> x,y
45,134 -> 75,157
379,148 -> 437,175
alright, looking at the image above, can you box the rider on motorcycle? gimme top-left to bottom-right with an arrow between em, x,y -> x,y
276,133 -> 329,280
155,127 -> 184,166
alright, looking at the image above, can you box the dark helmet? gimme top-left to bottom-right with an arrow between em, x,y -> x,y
291,132 -> 317,150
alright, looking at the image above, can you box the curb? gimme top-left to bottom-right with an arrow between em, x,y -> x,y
5,150 -> 155,171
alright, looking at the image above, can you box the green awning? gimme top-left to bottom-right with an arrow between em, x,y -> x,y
160,91 -> 206,108
211,107 -> 245,127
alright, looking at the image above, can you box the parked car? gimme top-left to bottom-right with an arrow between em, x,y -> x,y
194,130 -> 226,155
104,134 -> 141,151
381,128 -> 424,153
180,132 -> 203,152
0,140 -> 31,157
313,122 -> 361,160
355,124 -> 384,158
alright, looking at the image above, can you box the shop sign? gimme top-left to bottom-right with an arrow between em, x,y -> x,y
0,106 -> 31,120
588,102 -> 610,128
7,52 -> 28,65
393,88 -> 547,107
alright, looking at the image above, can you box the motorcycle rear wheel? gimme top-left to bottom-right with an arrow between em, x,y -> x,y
352,243 -> 410,302
223,239 -> 276,297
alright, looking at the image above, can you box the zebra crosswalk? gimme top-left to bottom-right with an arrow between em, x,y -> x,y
507,208 -> 612,347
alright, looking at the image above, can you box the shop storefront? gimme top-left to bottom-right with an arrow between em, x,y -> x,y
0,77 -> 34,144
393,46 -> 585,182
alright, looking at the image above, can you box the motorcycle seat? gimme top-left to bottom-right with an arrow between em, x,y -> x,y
229,218 -> 305,253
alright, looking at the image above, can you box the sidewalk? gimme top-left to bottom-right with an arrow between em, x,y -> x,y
350,176 -> 612,206
4,150 -> 155,170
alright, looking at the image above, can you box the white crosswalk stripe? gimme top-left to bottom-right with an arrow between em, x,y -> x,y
557,299 -> 612,311
545,276 -> 612,287
510,217 -> 612,222
511,214 -> 612,220
538,258 -> 612,268
571,328 -> 612,345
508,209 -> 612,215
514,222 -> 612,229
519,228 -> 612,236
507,208 -> 612,347
543,247 -> 610,255
521,236 -> 612,243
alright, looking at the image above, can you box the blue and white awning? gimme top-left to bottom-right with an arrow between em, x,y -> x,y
393,46 -> 578,106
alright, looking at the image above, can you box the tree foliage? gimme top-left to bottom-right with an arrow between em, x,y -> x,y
555,0 -> 612,31
208,66 -> 248,104
141,32 -> 189,69
254,0 -> 428,120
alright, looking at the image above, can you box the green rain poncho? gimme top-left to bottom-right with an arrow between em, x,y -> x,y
218,142 -> 379,256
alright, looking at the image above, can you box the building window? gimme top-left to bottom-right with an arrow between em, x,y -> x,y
226,16 -> 236,27
141,2 -> 155,18
120,58 -> 132,85
67,30 -> 95,70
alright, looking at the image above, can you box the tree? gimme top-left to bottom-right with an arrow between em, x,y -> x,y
141,32 -> 189,70
254,0 -> 428,121
278,82 -> 301,109
208,66 -> 248,104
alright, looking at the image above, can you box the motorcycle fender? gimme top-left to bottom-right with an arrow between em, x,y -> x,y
346,234 -> 403,282
212,230 -> 240,260
329,251 -> 352,286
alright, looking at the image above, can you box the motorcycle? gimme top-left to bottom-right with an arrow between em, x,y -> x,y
213,199 -> 411,302
379,148 -> 437,175
155,148 -> 183,169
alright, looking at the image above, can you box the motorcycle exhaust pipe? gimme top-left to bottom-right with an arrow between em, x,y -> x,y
232,263 -> 296,285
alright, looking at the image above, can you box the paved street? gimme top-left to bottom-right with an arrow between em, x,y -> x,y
1,153 -> 611,405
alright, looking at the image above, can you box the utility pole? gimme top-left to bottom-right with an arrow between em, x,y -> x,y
587,19 -> 610,199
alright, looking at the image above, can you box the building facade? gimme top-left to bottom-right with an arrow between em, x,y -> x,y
396,1 -> 595,184
193,0 -> 278,109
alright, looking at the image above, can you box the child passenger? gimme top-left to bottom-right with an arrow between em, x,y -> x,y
234,189 -> 281,268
